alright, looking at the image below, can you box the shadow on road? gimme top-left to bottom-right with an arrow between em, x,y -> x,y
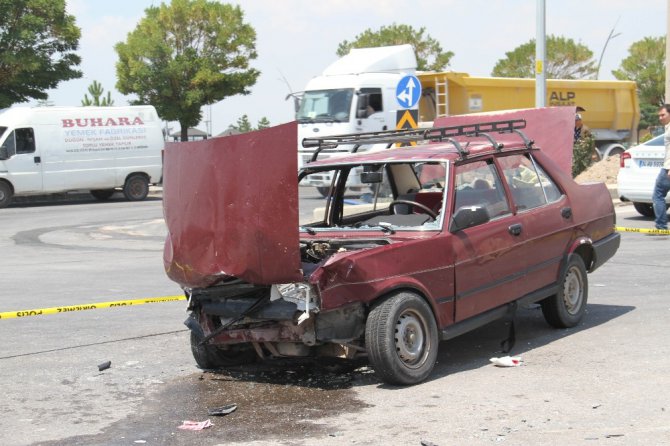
424,302 -> 635,385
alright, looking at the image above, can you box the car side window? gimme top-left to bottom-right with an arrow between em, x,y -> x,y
15,128 -> 36,154
454,159 -> 510,222
500,154 -> 562,211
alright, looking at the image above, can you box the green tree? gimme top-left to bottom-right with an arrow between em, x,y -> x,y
612,36 -> 665,106
115,0 -> 259,141
638,103 -> 660,131
492,35 -> 597,79
81,80 -> 115,106
256,116 -> 270,130
0,0 -> 81,108
336,24 -> 453,71
229,114 -> 270,133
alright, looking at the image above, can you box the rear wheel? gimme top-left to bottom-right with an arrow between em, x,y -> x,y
190,330 -> 256,369
90,189 -> 115,200
365,291 -> 438,385
123,174 -> 149,201
316,186 -> 330,198
541,255 -> 588,328
0,181 -> 13,208
633,202 -> 654,218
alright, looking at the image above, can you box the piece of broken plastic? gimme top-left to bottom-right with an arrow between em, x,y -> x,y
207,404 -> 237,416
489,356 -> 522,367
177,419 -> 213,430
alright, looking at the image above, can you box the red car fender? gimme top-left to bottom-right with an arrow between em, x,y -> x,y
564,235 -> 595,271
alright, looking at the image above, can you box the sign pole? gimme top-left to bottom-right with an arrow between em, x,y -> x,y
535,0 -> 546,107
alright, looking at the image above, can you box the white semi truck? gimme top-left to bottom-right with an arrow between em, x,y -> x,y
295,45 -> 640,195
296,45 -> 419,196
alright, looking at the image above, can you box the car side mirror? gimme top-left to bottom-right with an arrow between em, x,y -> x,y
0,146 -> 8,160
449,205 -> 490,232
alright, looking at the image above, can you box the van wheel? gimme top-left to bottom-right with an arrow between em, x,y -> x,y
633,202 -> 654,218
123,174 -> 149,201
541,255 -> 588,328
0,182 -> 13,208
316,186 -> 330,198
190,330 -> 256,369
90,189 -> 115,200
365,291 -> 438,385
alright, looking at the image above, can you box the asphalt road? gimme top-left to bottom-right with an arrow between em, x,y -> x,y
0,194 -> 668,445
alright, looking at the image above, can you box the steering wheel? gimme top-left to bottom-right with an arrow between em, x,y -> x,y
389,200 -> 438,220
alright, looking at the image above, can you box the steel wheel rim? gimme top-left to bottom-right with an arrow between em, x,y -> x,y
129,179 -> 145,198
395,309 -> 428,367
563,265 -> 583,315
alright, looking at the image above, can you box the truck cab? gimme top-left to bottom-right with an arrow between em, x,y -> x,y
297,45 -> 418,195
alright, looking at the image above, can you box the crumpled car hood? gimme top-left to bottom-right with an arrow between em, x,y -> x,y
434,106 -> 575,175
163,122 -> 302,288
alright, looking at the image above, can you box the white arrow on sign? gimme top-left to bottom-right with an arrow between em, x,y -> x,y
397,77 -> 417,106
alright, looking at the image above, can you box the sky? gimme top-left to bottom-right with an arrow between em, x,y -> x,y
35,0 -> 668,136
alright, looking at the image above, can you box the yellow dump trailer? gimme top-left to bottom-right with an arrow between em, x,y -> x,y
418,72 -> 640,158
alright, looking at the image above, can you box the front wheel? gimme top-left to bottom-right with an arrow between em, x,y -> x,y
365,292 -> 438,385
123,174 -> 149,201
0,181 -> 13,209
541,255 -> 588,328
633,202 -> 655,218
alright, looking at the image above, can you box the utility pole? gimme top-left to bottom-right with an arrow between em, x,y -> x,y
536,0 -> 546,107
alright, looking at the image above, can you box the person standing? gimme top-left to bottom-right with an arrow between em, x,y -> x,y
652,104 -> 670,230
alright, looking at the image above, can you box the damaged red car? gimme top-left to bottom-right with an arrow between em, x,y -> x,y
163,108 -> 620,385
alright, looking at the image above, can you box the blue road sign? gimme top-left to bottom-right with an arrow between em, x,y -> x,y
396,75 -> 422,109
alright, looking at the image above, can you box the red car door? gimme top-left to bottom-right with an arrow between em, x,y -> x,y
450,158 -> 530,322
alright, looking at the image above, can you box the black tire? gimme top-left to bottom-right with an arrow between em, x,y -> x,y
90,189 -> 116,200
633,202 -> 655,218
123,174 -> 149,201
365,291 -> 439,385
0,181 -> 13,209
190,330 -> 256,369
316,186 -> 330,198
541,255 -> 588,328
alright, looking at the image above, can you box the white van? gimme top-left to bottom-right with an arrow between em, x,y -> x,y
0,105 -> 164,208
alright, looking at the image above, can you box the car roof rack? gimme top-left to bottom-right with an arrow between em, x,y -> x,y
302,119 -> 534,162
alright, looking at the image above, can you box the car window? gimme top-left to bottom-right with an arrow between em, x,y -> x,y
454,159 -> 511,222
499,154 -> 562,211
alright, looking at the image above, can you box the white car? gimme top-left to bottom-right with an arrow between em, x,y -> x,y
617,134 -> 669,217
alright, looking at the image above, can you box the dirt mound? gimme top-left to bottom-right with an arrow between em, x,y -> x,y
574,156 -> 620,185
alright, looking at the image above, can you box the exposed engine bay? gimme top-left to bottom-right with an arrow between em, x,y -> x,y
300,238 -> 390,263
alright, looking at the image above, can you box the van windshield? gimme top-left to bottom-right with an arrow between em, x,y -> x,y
297,89 -> 353,123
0,127 -> 6,139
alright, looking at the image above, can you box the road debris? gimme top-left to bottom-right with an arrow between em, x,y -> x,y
207,404 -> 237,416
489,356 -> 522,367
177,419 -> 213,430
97,360 -> 111,371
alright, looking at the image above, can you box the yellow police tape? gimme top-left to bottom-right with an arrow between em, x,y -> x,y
615,226 -> 670,235
0,295 -> 186,320
1,226 -> 665,320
